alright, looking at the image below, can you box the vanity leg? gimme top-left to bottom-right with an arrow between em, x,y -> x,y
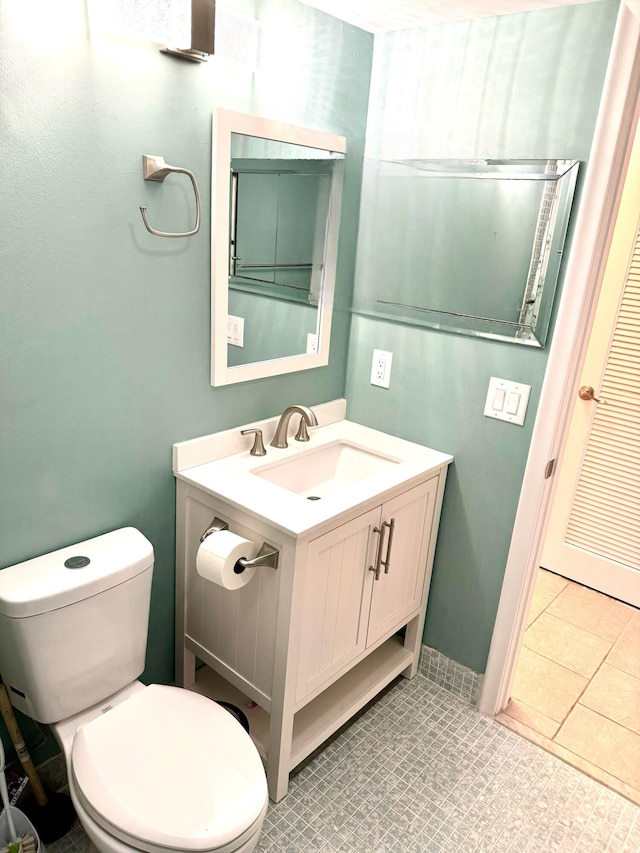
174,479 -> 196,688
176,647 -> 196,688
266,698 -> 295,802
264,541 -> 304,801
403,469 -> 448,681
402,614 -> 424,680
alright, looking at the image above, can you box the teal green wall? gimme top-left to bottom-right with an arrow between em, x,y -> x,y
0,0 -> 621,768
346,1 -> 619,674
0,0 -> 372,762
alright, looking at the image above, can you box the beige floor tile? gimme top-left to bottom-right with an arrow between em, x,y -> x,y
526,586 -> 555,627
536,568 -> 569,598
495,712 -> 640,806
502,697 -> 560,738
526,569 -> 570,627
607,610 -> 640,679
580,663 -> 640,735
495,711 -> 551,750
546,582 -> 634,642
555,704 -> 640,790
523,612 -> 611,678
512,646 -> 587,723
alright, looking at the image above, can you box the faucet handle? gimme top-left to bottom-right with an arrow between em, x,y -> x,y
241,428 -> 267,456
295,418 -> 311,442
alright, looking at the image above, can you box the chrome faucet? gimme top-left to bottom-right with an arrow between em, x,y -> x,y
270,405 -> 318,448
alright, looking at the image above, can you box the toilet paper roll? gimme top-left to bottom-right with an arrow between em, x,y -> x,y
196,531 -> 259,590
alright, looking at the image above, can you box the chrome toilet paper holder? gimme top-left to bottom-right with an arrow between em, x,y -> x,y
200,517 -> 279,571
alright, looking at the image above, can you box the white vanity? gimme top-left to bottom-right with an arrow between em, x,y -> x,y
173,400 -> 452,801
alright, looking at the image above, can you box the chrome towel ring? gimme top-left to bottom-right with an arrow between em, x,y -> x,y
139,154 -> 201,238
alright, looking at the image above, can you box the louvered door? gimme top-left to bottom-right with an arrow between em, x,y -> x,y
541,124 -> 640,606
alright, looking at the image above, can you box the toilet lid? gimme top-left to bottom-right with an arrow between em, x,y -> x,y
71,685 -> 267,852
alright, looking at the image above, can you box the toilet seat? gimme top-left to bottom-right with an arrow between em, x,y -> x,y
71,685 -> 268,853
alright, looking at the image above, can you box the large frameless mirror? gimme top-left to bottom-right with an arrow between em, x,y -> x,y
352,159 -> 579,347
211,109 -> 346,386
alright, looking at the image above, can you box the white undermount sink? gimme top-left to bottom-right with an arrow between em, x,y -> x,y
173,404 -> 453,537
251,440 -> 400,499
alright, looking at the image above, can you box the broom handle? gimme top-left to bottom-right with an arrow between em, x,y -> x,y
0,684 -> 48,806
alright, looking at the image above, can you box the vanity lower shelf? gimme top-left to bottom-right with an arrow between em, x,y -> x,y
189,635 -> 412,773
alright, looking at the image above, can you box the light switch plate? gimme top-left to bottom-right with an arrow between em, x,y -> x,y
227,315 -> 244,347
484,376 -> 531,426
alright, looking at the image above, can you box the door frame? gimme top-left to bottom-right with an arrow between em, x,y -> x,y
478,0 -> 640,717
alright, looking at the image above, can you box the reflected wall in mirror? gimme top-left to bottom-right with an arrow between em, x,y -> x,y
352,159 -> 579,347
211,109 -> 346,386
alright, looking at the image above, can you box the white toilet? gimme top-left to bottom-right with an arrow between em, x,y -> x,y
0,528 -> 268,853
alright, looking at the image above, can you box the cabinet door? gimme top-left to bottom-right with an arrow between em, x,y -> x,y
367,478 -> 438,647
295,507 -> 380,705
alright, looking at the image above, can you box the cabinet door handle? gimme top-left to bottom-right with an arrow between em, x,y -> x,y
380,518 -> 395,574
369,525 -> 386,581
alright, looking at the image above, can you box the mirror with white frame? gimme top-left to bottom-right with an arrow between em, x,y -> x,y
211,109 -> 346,386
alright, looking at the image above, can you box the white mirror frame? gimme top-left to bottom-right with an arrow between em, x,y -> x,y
211,109 -> 346,386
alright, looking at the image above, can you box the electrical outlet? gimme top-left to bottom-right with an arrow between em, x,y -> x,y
370,349 -> 393,388
306,333 -> 318,354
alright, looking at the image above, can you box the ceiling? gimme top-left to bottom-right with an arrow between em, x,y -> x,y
298,0 -> 601,33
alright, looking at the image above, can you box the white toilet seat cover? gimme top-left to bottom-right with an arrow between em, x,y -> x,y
71,685 -> 267,852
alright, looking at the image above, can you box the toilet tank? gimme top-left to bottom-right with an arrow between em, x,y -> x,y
0,528 -> 154,723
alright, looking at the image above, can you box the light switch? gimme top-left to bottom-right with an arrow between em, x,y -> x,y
492,388 -> 506,411
484,377 -> 531,426
506,392 -> 521,415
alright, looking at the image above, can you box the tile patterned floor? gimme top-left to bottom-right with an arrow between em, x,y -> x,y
497,569 -> 640,806
48,673 -> 640,853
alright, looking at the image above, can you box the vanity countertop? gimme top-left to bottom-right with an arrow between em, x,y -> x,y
175,414 -> 452,538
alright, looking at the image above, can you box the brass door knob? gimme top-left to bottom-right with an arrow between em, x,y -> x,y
578,385 -> 601,403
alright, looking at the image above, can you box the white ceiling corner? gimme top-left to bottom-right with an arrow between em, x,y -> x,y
298,0 -> 602,33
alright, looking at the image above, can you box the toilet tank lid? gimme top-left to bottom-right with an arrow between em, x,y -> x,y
0,528 -> 154,618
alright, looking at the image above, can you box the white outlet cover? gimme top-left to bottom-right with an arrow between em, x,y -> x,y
484,376 -> 531,426
370,348 -> 393,388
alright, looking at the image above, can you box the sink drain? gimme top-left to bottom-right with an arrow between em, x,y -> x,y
306,495 -> 321,501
